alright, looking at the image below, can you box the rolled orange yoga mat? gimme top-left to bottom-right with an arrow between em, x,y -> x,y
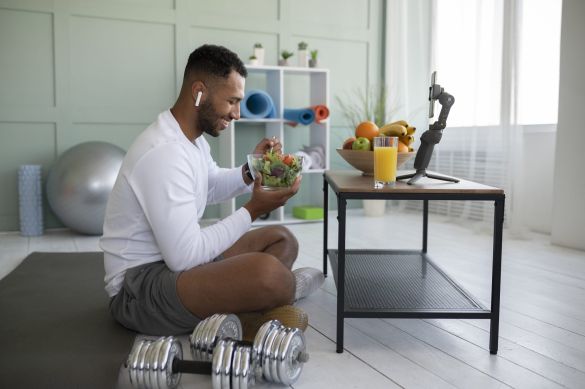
312,105 -> 330,123
285,105 -> 330,127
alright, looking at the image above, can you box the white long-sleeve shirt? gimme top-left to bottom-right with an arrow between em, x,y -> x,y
100,109 -> 252,297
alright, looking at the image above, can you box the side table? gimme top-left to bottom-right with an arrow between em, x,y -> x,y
323,171 -> 505,354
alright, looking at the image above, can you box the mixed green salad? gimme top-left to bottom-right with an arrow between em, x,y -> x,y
249,151 -> 303,188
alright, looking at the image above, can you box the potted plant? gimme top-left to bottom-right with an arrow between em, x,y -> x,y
309,50 -> 318,68
279,50 -> 294,66
249,55 -> 258,66
297,41 -> 309,67
253,43 -> 264,65
336,85 -> 398,216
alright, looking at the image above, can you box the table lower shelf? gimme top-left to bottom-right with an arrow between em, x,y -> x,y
328,249 -> 490,318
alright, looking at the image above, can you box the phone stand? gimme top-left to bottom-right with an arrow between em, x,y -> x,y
396,72 -> 459,185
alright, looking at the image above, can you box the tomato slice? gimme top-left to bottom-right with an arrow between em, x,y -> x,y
282,154 -> 294,166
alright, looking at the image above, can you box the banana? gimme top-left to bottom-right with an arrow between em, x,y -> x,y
406,126 -> 416,135
399,134 -> 414,146
389,120 -> 409,127
379,123 -> 407,137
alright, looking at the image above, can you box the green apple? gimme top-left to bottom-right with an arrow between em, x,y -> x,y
352,136 -> 371,151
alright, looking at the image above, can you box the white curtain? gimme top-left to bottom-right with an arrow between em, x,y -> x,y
385,0 -> 561,232
385,0 -> 432,134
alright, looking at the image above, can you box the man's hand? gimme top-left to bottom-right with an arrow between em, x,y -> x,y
253,137 -> 282,155
243,173 -> 302,221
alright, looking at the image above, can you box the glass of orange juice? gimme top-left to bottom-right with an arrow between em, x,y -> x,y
373,136 -> 398,188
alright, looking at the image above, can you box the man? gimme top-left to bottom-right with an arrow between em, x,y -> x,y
100,45 -> 323,336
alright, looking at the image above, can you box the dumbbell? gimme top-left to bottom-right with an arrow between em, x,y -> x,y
126,336 -> 255,389
189,314 -> 308,384
126,316 -> 309,388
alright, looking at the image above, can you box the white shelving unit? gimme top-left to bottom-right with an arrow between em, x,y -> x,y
218,65 -> 330,225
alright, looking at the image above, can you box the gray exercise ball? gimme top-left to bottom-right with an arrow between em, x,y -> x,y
46,141 -> 125,235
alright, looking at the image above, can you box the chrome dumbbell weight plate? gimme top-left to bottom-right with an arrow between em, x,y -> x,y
251,321 -> 308,386
251,319 -> 281,376
159,337 -> 182,389
231,344 -> 254,389
192,314 -> 242,362
269,327 -> 290,383
145,338 -> 163,389
261,323 -> 283,382
127,337 -> 182,389
136,340 -> 152,389
127,339 -> 146,387
200,315 -> 221,361
277,328 -> 307,385
211,338 -> 236,389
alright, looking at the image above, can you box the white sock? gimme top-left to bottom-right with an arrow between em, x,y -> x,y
293,267 -> 325,301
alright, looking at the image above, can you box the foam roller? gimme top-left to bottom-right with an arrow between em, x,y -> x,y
284,108 -> 315,125
241,90 -> 276,119
18,165 -> 43,236
311,105 -> 330,123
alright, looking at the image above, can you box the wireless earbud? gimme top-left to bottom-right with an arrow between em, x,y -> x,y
195,91 -> 202,107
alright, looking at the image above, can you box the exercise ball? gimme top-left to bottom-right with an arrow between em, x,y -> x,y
46,141 -> 125,235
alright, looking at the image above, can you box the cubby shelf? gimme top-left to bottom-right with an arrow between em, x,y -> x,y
218,66 -> 330,225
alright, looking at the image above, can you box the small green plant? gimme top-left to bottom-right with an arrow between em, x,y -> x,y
310,50 -> 318,60
254,43 -> 263,48
298,41 -> 308,50
249,55 -> 257,60
281,50 -> 294,60
336,85 -> 399,131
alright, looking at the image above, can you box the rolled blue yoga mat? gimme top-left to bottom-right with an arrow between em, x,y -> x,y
284,108 -> 315,125
18,164 -> 44,236
241,90 -> 276,119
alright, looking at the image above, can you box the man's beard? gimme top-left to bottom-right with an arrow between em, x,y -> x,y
197,100 -> 221,138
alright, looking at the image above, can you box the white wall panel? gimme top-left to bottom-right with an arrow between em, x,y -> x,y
0,8 -> 54,107
70,16 -> 175,111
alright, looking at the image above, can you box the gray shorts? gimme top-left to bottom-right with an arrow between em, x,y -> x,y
109,261 -> 201,335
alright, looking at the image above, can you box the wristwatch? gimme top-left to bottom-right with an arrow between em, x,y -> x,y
243,163 -> 254,181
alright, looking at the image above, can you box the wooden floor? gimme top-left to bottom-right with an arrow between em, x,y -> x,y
1,208 -> 585,389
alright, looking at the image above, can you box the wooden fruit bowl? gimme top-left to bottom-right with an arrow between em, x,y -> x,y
336,149 -> 416,176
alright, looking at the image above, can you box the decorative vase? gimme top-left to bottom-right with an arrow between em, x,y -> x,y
249,58 -> 259,66
278,59 -> 289,66
253,47 -> 265,65
298,49 -> 309,67
309,59 -> 318,68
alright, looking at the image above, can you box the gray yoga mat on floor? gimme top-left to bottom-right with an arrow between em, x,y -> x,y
0,252 -> 136,388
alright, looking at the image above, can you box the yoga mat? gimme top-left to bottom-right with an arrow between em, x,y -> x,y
311,105 -> 330,123
240,89 -> 276,119
18,165 -> 43,236
0,252 -> 136,389
284,108 -> 315,126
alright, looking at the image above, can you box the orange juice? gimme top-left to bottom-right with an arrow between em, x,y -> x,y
374,146 -> 397,183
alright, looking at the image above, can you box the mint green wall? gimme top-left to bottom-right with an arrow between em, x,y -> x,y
0,0 -> 383,231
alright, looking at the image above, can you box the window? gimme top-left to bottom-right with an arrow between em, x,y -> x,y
433,0 -> 562,127
517,0 -> 562,125
433,0 -> 503,127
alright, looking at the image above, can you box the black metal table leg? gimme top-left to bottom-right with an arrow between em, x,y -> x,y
490,197 -> 505,354
336,195 -> 347,353
323,175 -> 329,277
423,199 -> 429,253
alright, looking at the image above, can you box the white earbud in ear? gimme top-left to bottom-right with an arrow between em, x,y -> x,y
195,91 -> 202,107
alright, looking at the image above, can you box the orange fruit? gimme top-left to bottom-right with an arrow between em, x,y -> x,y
355,121 -> 379,142
397,141 -> 409,153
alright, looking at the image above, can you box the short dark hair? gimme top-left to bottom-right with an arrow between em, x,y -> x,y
183,44 -> 247,81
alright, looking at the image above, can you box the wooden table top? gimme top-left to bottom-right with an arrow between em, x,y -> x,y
324,170 -> 504,195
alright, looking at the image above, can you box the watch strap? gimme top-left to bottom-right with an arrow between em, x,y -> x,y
243,162 -> 254,181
